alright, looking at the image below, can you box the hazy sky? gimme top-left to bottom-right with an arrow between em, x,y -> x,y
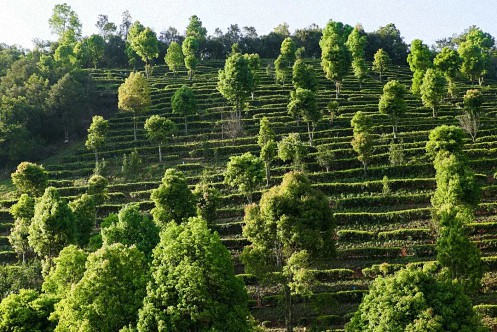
1,0 -> 497,49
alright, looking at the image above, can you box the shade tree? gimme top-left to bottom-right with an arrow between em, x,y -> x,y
85,115 -> 109,164
182,36 -> 199,80
372,48 -> 390,83
287,88 -> 321,145
171,85 -> 197,135
9,194 -> 35,262
128,26 -> 159,78
144,115 -> 177,162
378,79 -> 406,138
258,117 -> 277,186
346,24 -> 368,88
420,68 -> 447,117
434,47 -> 462,97
459,89 -> 484,142
224,152 -> 264,203
165,41 -> 183,76
278,133 -> 309,171
351,111 -> 374,174
11,162 -> 48,197
407,39 -> 432,95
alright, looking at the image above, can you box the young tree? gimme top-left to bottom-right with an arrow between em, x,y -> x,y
121,149 -> 142,179
320,20 -> 352,98
129,27 -> 159,78
292,58 -> 318,91
346,267 -> 488,331
42,245 -> 88,298
426,124 -> 466,159
102,203 -> 159,258
69,194 -> 96,246
351,111 -> 374,174
420,68 -> 447,117
407,39 -> 432,94
242,172 -> 334,332
87,174 -> 108,206
171,85 -> 197,135
85,115 -> 109,164
53,243 -> 148,332
193,174 -> 221,224
287,88 -> 321,145
150,168 -> 196,225
378,79 -> 406,138
9,194 -> 35,263
258,117 -> 277,186
458,30 -> 488,85
245,53 -> 261,100
434,47 -> 462,98
144,115 -> 177,162
186,15 -> 208,41
459,89 -> 484,142
346,24 -> 368,88
164,41 -> 183,76
224,152 -> 264,203
137,217 -> 254,332
28,187 -> 76,265
11,161 -> 48,197
327,100 -> 340,125
316,144 -> 335,172
0,289 -> 57,332
372,48 -> 391,83
182,36 -> 199,80
118,71 -> 151,141
48,3 -> 82,40
275,37 -> 297,84
278,133 -> 309,171
217,51 -> 253,131
74,34 -> 105,68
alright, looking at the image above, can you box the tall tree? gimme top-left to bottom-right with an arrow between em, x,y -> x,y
96,14 -> 117,40
346,267 -> 488,331
278,133 -> 308,171
292,58 -> 318,91
458,27 -> 494,85
164,41 -> 183,76
69,193 -> 96,246
74,34 -> 105,68
171,85 -> 197,135
186,15 -> 208,41
85,115 -> 109,163
129,27 -> 159,78
9,194 -> 35,263
258,117 -> 277,186
351,111 -> 374,174
241,171 -> 334,332
224,152 -> 264,203
245,53 -> 261,100
420,68 -> 447,117
28,187 -> 76,265
274,37 -> 296,84
137,217 -> 253,331
346,24 -> 368,88
11,162 -> 48,197
378,79 -> 406,138
144,115 -> 177,162
150,168 -> 196,225
287,88 -> 321,145
217,51 -> 253,131
53,244 -> 148,332
320,20 -> 352,98
459,89 -> 484,142
118,71 -> 151,141
434,47 -> 462,98
407,39 -> 432,95
372,48 -> 391,83
48,3 -> 82,40
182,36 -> 199,80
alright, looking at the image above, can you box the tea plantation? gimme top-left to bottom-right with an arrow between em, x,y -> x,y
2,59 -> 497,330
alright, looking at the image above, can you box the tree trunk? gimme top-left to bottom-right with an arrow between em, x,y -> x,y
379,71 -> 383,83
184,116 -> 188,136
95,149 -> 99,164
265,162 -> 270,186
307,122 -> 312,146
158,143 -> 162,162
133,115 -> 137,141
251,91 -> 254,101
335,81 -> 339,99
284,284 -> 293,332
63,111 -> 69,143
393,124 -> 397,140
432,106 -> 436,118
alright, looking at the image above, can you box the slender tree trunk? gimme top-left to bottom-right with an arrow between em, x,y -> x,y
284,284 -> 293,332
393,124 -> 397,140
265,162 -> 270,186
133,115 -> 137,141
379,71 -> 383,83
335,81 -> 339,99
95,149 -> 98,164
184,116 -> 188,136
158,143 -> 162,162
63,111 -> 69,143
432,106 -> 436,118
251,91 -> 254,101
307,122 -> 312,146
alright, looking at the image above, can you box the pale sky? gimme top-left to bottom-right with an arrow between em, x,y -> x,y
1,0 -> 497,49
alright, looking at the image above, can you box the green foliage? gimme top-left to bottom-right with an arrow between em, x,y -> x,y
372,48 -> 390,82
420,69 -> 447,117
258,117 -> 277,185
458,29 -> 488,84
69,194 -> 96,246
129,27 -> 159,77
346,267 -> 488,331
389,139 -> 405,166
434,47 -> 462,97
407,39 -> 432,95
241,172 -> 334,330
350,111 -> 372,134
351,132 -> 374,173
165,41 -> 183,75
85,115 -> 109,162
171,84 -> 197,135
193,176 -> 221,224
42,244 -> 88,297
292,59 -> 317,91
53,243 -> 148,332
346,24 -> 368,86
137,217 -> 253,332
182,36 -> 199,80
278,133 -> 309,171
121,149 -> 142,179
150,168 -> 196,225
224,152 -> 264,203
87,174 -> 108,206
320,20 -> 352,97
287,88 -> 321,145
280,37 -> 297,65
11,161 -> 48,196
460,89 -> 484,141
48,3 -> 82,40
102,203 -> 159,258
186,15 -> 207,40
9,194 -> 35,260
316,144 -> 335,172
274,54 -> 289,85
74,34 -> 105,68
244,53 -> 261,98
28,187 -> 76,261
0,289 -> 57,332
118,71 -> 151,140
378,79 -> 406,137
0,261 -> 43,299
425,125 -> 465,160
144,115 -> 177,162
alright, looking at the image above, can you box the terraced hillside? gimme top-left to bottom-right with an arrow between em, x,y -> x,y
2,60 -> 497,330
